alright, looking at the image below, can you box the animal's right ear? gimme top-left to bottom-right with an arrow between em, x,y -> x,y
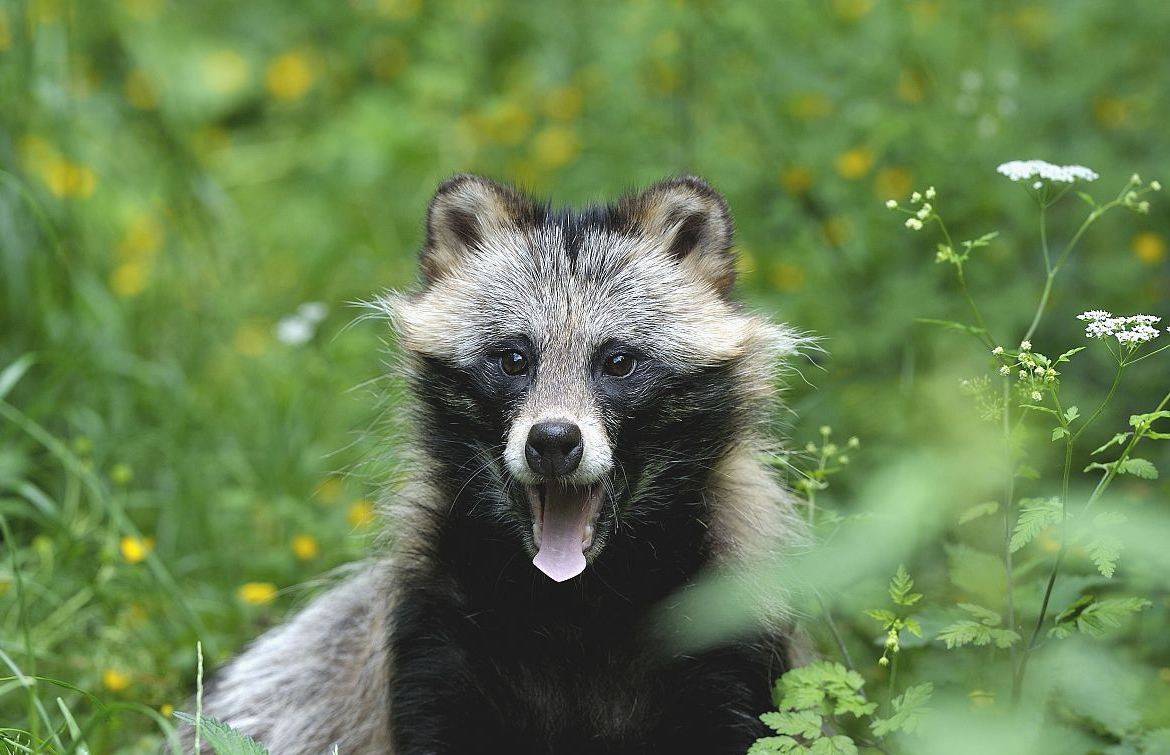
421,174 -> 535,284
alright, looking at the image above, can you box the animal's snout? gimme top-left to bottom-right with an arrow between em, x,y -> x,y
525,420 -> 584,478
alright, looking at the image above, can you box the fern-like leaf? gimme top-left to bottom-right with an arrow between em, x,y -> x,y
1010,497 -> 1061,552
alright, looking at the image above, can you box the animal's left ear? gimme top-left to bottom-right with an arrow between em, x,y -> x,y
624,176 -> 736,296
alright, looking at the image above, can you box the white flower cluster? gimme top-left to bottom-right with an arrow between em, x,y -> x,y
1077,310 -> 1163,345
996,160 -> 1099,183
276,301 -> 328,346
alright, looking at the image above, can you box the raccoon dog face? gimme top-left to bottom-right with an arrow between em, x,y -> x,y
386,175 -> 794,583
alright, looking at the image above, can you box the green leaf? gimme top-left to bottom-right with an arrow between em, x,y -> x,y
935,620 -> 1020,649
1130,410 -> 1170,429
1092,433 -> 1131,455
748,736 -> 801,754
1118,458 -> 1158,479
0,354 -> 36,402
810,735 -> 858,755
773,662 -> 874,718
1055,347 -> 1086,363
871,683 -> 933,737
760,710 -> 822,739
889,565 -> 922,607
1051,596 -> 1152,639
914,318 -> 987,336
1010,497 -> 1061,552
1051,426 -> 1070,441
1063,406 -> 1080,422
1086,534 -> 1123,578
1020,404 -> 1059,416
962,231 -> 999,249
958,501 -> 998,524
904,617 -> 923,638
957,603 -> 1002,626
173,713 -> 270,755
1074,191 -> 1097,208
865,609 -> 897,626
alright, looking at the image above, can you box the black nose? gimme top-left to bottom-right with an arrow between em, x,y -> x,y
525,421 -> 584,478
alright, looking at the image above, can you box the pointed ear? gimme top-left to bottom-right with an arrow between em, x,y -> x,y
623,175 -> 736,296
421,174 -> 537,283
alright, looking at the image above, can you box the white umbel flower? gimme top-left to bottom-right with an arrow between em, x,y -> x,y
996,160 -> 1099,183
1078,310 -> 1162,345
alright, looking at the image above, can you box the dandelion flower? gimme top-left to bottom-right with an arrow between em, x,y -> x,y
291,534 -> 320,560
103,669 -> 131,692
347,499 -> 376,528
120,536 -> 154,564
996,160 -> 1099,183
238,582 -> 278,605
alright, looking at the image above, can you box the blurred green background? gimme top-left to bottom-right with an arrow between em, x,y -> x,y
1,0 -> 1168,751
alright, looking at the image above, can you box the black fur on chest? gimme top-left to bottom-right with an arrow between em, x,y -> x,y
387,488 -> 787,754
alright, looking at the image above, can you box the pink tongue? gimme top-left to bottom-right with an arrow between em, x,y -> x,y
532,487 -> 590,582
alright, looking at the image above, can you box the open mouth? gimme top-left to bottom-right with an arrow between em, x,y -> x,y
527,482 -> 605,583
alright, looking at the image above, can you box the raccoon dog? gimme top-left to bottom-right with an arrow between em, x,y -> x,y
199,175 -> 808,754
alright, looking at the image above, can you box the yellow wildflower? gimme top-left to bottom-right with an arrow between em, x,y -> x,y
120,536 -> 154,564
118,212 -> 164,262
543,85 -> 584,121
266,51 -> 315,102
238,582 -> 278,605
232,322 -> 269,357
832,0 -> 874,21
103,669 -> 131,692
292,534 -> 320,561
532,126 -> 580,170
160,703 -> 174,717
874,167 -> 914,201
1132,232 -> 1166,265
779,166 -> 813,195
897,69 -> 926,103
315,476 -> 345,505
110,262 -> 150,298
347,499 -> 376,529
787,93 -> 832,121
835,147 -> 874,180
376,0 -> 420,20
770,264 -> 807,293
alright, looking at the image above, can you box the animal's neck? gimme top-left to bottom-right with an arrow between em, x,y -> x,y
430,481 -> 716,627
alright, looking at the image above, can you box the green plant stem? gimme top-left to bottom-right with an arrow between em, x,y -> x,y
1023,197 -> 1122,343
816,594 -> 856,672
1000,380 -> 1017,671
1014,385 -> 1170,699
886,653 -> 899,714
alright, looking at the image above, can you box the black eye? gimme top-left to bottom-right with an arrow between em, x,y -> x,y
603,353 -> 637,378
500,350 -> 529,377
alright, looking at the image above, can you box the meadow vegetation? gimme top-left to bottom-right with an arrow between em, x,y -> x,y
1,1 -> 1168,752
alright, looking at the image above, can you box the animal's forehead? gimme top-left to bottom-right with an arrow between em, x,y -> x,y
397,224 -> 755,369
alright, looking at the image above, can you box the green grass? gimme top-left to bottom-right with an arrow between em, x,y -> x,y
2,0 -> 1169,751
